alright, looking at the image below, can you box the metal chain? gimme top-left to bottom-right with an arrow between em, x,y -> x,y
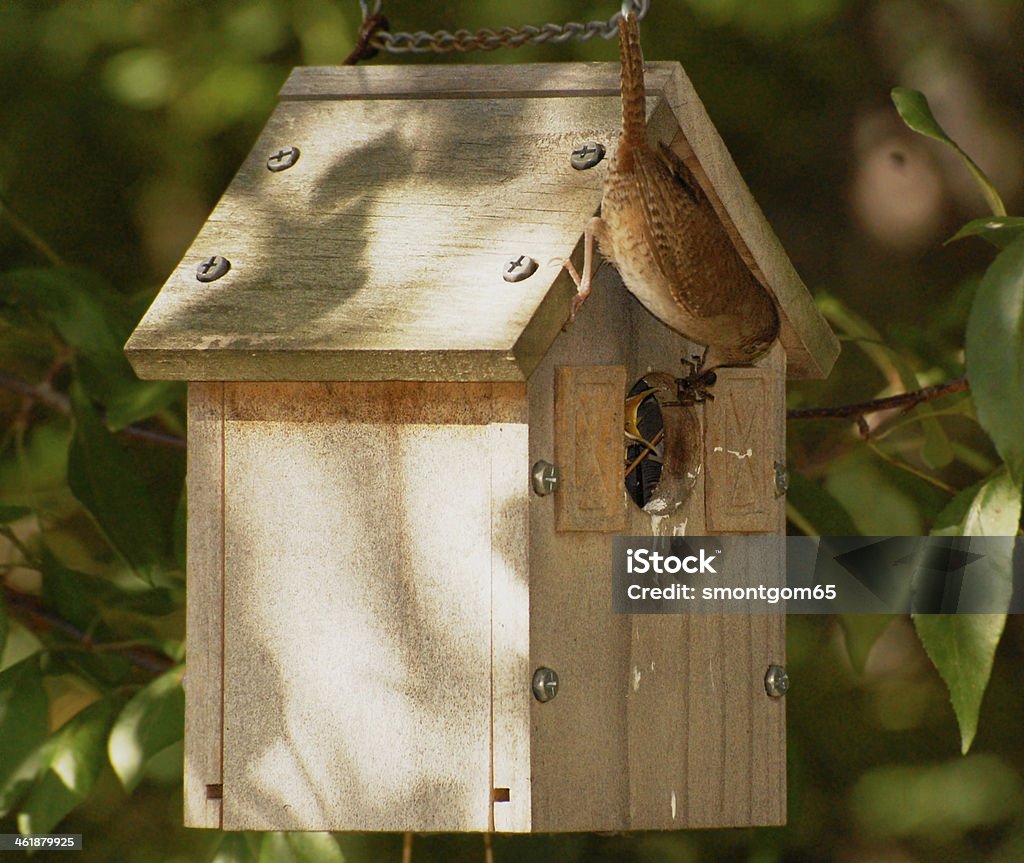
356,1 -> 649,55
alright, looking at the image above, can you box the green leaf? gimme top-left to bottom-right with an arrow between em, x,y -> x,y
932,467 -> 1022,537
0,656 -> 48,809
921,468 -> 1019,753
891,87 -> 1006,217
107,586 -> 177,617
258,833 -> 346,863
18,698 -> 114,835
965,237 -> 1024,487
948,216 -> 1024,250
838,616 -> 895,675
786,470 -> 859,535
68,383 -> 167,576
108,666 -> 184,792
41,552 -> 112,632
914,614 -> 1006,754
106,381 -> 185,433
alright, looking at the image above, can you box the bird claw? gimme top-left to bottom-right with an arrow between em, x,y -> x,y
568,288 -> 590,323
675,352 -> 717,405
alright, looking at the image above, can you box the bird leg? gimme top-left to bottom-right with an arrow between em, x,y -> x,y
565,216 -> 605,323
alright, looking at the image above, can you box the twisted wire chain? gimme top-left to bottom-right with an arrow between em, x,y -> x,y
356,1 -> 649,55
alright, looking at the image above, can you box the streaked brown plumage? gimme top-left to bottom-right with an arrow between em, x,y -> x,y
570,8 -> 780,372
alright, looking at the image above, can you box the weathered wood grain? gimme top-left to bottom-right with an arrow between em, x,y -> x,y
278,62 -> 679,101
126,94 -> 620,382
528,265 -> 634,832
218,381 -> 528,832
553,365 -> 627,533
126,63 -> 836,383
184,383 -> 225,829
489,421 -> 532,832
705,345 -> 786,533
621,294 -> 786,830
526,261 -> 786,831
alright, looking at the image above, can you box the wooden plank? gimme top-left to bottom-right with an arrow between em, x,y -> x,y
657,67 -> 839,379
125,93 -> 620,382
279,62 -> 678,102
704,349 -> 785,533
623,326 -> 786,828
623,286 -> 703,831
682,345 -> 785,826
674,595 -> 786,827
489,422 -> 532,833
528,265 -> 633,832
219,381 -> 526,831
553,365 -> 627,533
184,383 -> 225,829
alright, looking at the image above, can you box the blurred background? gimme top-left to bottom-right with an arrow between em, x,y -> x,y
1,0 -> 1023,861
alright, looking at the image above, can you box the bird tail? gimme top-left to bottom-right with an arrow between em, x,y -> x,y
618,9 -> 647,146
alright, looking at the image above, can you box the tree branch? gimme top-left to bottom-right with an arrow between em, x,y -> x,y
787,376 -> 968,428
0,370 -> 185,449
2,583 -> 174,674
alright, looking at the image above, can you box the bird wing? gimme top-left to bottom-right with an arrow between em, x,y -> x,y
656,142 -> 709,208
631,143 -> 732,316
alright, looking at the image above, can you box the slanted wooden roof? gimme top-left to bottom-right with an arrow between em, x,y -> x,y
126,63 -> 838,381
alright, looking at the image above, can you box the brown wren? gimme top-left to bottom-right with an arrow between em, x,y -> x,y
567,5 -> 781,380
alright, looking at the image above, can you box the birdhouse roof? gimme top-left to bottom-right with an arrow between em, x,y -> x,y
126,63 -> 838,382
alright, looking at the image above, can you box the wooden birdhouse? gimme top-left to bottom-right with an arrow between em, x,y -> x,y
125,63 -> 837,834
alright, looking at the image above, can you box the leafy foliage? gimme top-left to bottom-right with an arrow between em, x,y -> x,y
884,89 -> 1024,754
891,88 -> 1006,217
67,382 -> 173,578
0,656 -> 49,813
965,238 -> 1024,488
18,699 -> 115,836
108,666 -> 185,792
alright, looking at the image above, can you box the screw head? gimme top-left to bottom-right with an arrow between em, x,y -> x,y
503,255 -> 539,283
773,461 -> 789,498
531,461 -> 559,496
532,667 -> 560,702
571,141 -> 606,170
764,664 -> 789,698
196,255 -> 231,283
267,146 -> 301,172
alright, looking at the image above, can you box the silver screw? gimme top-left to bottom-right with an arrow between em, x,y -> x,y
764,664 -> 789,698
773,461 -> 789,498
503,255 -> 539,283
196,255 -> 231,283
531,461 -> 559,496
267,146 -> 301,172
571,141 -> 606,170
532,667 -> 560,702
